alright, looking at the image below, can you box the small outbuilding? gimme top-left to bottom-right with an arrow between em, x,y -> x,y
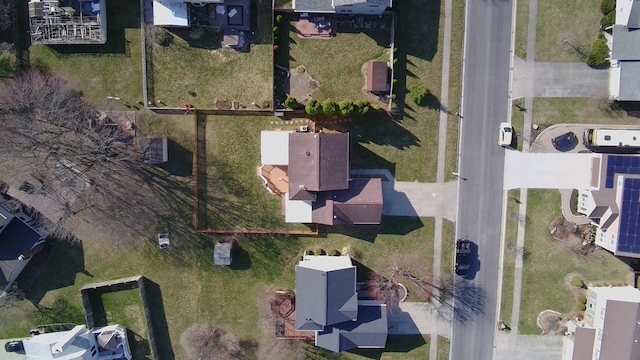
365,60 -> 389,93
214,241 -> 232,265
138,137 -> 168,165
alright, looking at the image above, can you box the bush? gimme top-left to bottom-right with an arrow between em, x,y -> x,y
354,100 -> 370,116
275,14 -> 283,23
329,249 -> 341,256
322,99 -> 337,116
578,303 -> 587,311
600,11 -> 615,28
393,58 -> 398,64
578,295 -> 587,304
284,96 -> 299,109
273,26 -> 279,34
587,37 -> 609,67
572,279 -> 584,288
391,94 -> 396,100
153,29 -> 173,46
305,99 -> 322,115
338,100 -> 355,117
408,83 -> 429,105
600,0 -> 615,15
306,249 -> 315,255
372,104 -> 383,111
273,36 -> 278,43
315,248 -> 326,255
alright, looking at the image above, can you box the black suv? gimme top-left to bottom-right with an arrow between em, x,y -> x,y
455,239 -> 472,276
551,131 -> 577,151
5,340 -> 24,353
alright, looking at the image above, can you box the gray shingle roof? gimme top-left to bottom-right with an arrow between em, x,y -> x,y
617,61 -> 640,101
293,0 -> 335,12
295,259 -> 357,330
316,304 -> 388,352
612,26 -> 640,60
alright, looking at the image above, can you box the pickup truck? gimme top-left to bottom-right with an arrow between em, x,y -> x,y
455,239 -> 472,276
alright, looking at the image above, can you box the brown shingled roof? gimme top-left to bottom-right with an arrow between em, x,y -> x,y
288,133 -> 349,200
312,178 -> 383,225
572,327 -> 595,360
600,300 -> 640,360
366,61 -> 389,92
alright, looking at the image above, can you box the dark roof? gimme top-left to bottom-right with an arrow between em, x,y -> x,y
316,304 -> 388,352
612,26 -> 640,60
312,178 -> 383,225
295,261 -> 357,330
334,0 -> 391,5
288,133 -> 349,200
366,61 -> 389,92
572,327 -> 595,360
629,3 -> 640,28
600,300 -> 640,360
138,137 -> 168,165
617,61 -> 640,101
0,217 -> 43,285
293,0 -> 334,12
618,178 -> 640,254
213,242 -> 232,265
605,155 -> 640,189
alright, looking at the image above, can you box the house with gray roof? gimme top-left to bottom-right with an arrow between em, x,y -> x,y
292,0 -> 392,15
295,255 -> 388,352
0,195 -> 47,297
259,131 -> 383,225
607,0 -> 640,100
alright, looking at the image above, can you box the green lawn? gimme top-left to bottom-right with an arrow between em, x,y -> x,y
532,98 -> 640,126
441,220 -> 455,278
499,189 -> 520,326
511,99 -> 525,151
29,0 -> 142,108
437,336 -> 450,360
535,0 -> 601,62
514,0 -> 530,60
518,190 -> 632,334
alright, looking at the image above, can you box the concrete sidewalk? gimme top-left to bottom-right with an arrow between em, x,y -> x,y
512,58 -> 609,99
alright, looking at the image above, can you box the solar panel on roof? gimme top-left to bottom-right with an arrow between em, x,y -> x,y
618,177 -> 640,254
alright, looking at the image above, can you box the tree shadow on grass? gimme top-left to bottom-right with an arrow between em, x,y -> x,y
160,139 -> 193,177
127,329 -> 152,359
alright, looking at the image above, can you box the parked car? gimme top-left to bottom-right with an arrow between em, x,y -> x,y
551,131 -> 577,151
4,340 -> 24,353
455,239 -> 472,276
498,122 -> 513,147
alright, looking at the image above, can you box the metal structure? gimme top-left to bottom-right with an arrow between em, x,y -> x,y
29,0 -> 106,44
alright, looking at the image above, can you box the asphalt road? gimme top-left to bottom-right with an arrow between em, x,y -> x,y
452,0 -> 513,359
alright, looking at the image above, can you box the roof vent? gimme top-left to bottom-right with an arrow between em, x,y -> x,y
305,151 -> 311,156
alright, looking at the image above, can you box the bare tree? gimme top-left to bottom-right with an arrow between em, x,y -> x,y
366,272 -> 402,309
180,324 -> 244,360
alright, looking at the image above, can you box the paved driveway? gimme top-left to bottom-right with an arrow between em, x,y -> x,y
513,58 -> 609,99
495,333 -> 564,360
382,181 -> 457,221
529,124 -> 640,154
504,151 -> 597,190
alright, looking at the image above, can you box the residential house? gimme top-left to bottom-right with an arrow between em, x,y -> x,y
18,324 -> 132,360
607,0 -> 640,100
0,196 -> 47,297
259,131 -> 383,225
562,286 -> 640,360
292,0 -> 392,15
28,0 -> 106,44
577,154 -> 640,257
295,255 -> 388,352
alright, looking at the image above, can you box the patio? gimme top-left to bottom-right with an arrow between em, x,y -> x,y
295,16 -> 334,38
259,165 -> 289,195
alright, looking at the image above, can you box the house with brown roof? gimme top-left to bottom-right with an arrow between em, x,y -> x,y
259,131 -> 383,225
562,286 -> 640,360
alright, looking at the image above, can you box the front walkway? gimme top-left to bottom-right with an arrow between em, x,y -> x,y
512,57 -> 609,99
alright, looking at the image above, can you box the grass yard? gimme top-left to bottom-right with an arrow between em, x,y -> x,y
441,220 -> 455,277
532,98 -> 640,126
511,99 -> 525,151
535,0 -> 601,62
287,31 -> 390,101
499,189 -> 520,325
29,0 -> 142,107
344,335 -> 431,360
514,0 -> 530,60
437,336 -> 450,360
518,190 -> 633,334
444,0 -> 465,181
0,216 -> 434,359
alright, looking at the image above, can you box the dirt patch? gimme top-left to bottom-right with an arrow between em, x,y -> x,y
548,216 -> 599,257
537,310 -> 563,335
288,66 -> 319,102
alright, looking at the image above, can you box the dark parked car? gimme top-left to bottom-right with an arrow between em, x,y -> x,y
455,239 -> 472,276
552,131 -> 577,151
4,340 -> 24,352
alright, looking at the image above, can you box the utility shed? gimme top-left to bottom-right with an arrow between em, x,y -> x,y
214,242 -> 232,265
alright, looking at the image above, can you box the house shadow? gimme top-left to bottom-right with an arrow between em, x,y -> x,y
347,334 -> 427,359
160,139 -> 193,177
334,13 -> 394,48
394,0 -> 440,61
25,237 -> 90,305
350,143 -> 397,177
324,217 -> 424,242
166,27 -> 223,50
144,279 -> 175,360
127,329 -> 151,359
45,0 -> 139,56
